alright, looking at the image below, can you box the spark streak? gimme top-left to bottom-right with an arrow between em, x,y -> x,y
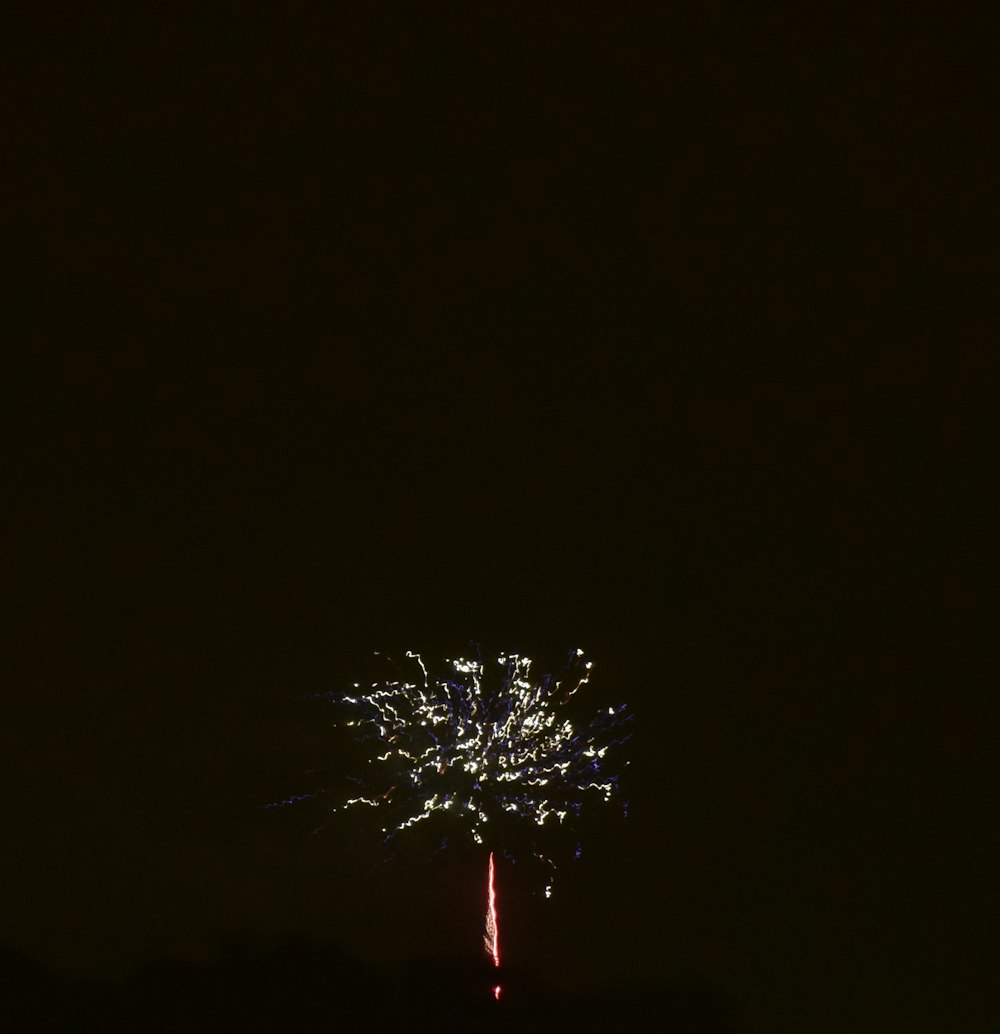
485,851 -> 501,1000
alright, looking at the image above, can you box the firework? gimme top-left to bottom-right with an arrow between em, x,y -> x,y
274,647 -> 630,994
334,648 -> 631,893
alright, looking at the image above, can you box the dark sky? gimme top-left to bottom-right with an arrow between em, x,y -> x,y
4,6 -> 989,1032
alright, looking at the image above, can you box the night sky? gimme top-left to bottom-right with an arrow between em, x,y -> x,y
5,6 -> 988,1033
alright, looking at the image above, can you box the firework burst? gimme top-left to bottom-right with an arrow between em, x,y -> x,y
332,647 -> 630,891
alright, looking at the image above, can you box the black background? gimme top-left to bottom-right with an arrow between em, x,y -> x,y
4,5 -> 989,1032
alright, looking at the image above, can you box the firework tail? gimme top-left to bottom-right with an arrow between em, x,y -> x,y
485,851 -> 501,1000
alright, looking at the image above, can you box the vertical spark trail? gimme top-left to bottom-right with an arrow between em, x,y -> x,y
485,851 -> 501,1000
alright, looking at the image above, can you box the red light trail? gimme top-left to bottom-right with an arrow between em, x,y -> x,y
485,851 -> 501,1000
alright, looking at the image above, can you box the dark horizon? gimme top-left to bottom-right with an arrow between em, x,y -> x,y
2,934 -> 737,1033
